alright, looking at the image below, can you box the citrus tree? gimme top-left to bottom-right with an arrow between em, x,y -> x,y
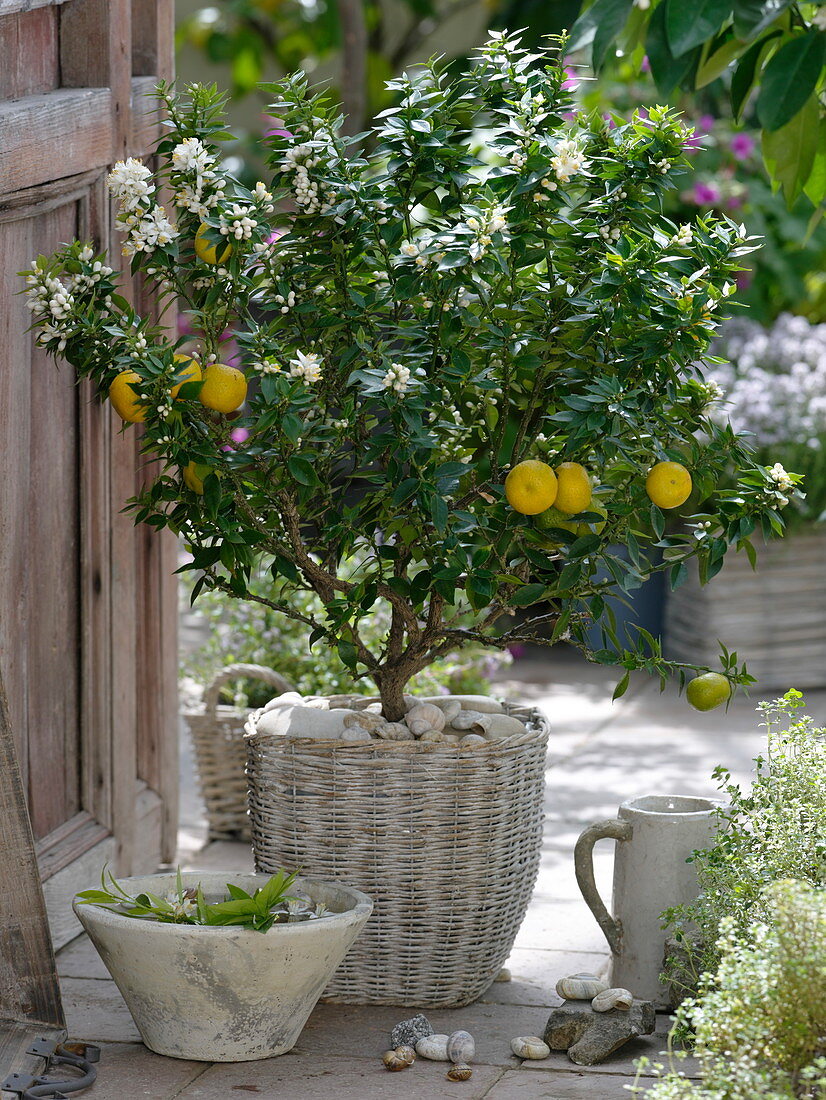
24,32 -> 798,721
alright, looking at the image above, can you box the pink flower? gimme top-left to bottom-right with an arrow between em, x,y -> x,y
696,114 -> 716,134
562,67 -> 579,91
230,427 -> 249,444
730,132 -> 755,161
262,115 -> 293,140
692,181 -> 721,206
640,55 -> 651,73
266,229 -> 285,246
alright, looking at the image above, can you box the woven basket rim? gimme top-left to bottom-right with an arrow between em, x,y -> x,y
244,700 -> 549,752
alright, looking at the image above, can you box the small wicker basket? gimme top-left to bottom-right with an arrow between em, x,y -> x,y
245,702 -> 550,1007
184,663 -> 294,840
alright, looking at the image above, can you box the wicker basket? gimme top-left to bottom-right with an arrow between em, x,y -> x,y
245,702 -> 550,1007
665,530 -> 826,691
184,663 -> 294,841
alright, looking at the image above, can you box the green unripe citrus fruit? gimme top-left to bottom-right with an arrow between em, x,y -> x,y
686,672 -> 731,712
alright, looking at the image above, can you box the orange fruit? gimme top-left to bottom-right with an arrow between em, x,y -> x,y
109,369 -> 146,422
504,460 -> 558,515
194,223 -> 232,265
554,462 -> 592,515
646,462 -> 692,509
182,461 -> 211,495
199,362 -> 247,414
686,673 -> 731,712
170,353 -> 202,398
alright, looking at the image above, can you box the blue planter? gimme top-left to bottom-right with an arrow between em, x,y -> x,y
584,547 -> 665,652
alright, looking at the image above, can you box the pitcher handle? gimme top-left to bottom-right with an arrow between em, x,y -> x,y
574,818 -> 633,956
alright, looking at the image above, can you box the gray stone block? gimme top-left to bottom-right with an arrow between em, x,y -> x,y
544,999 -> 655,1066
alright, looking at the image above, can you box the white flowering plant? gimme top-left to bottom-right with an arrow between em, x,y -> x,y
634,879 -> 826,1100
662,690 -> 826,1001
24,32 -> 798,720
705,313 -> 826,528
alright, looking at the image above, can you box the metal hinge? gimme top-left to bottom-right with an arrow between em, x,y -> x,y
2,1038 -> 100,1098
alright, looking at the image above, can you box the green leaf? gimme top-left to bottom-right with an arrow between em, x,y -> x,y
646,3 -> 701,93
695,33 -> 748,87
756,30 -> 826,132
762,93 -> 820,205
510,583 -> 547,607
730,32 -> 782,120
732,0 -> 792,41
569,0 -> 634,56
592,0 -> 636,70
287,455 -> 318,486
804,119 -> 826,206
281,412 -> 302,442
666,0 -> 733,58
612,670 -> 631,701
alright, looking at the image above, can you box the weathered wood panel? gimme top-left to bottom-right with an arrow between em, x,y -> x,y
0,0 -> 177,936
26,200 -> 82,840
0,7 -> 58,100
0,89 -> 113,193
0,218 -> 32,784
0,666 -> 64,1027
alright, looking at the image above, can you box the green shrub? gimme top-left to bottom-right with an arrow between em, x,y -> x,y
664,689 -> 826,995
636,880 -> 826,1100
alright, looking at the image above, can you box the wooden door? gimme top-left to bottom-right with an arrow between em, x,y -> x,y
0,0 -> 178,948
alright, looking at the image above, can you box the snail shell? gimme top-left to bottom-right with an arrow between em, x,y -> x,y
405,703 -> 446,734
437,698 -> 462,722
395,1045 -> 416,1064
343,711 -> 385,732
382,1049 -> 411,1071
376,721 -> 414,741
340,725 -> 373,742
510,1036 -> 550,1060
480,714 -> 527,740
460,733 -> 487,747
418,728 -> 445,742
555,973 -> 609,1000
447,1030 -> 475,1064
446,1063 -> 472,1081
591,987 -> 634,1013
450,710 -> 486,731
415,1034 -> 450,1061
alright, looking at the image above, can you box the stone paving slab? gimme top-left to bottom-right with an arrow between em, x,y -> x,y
78,1042 -> 206,1099
484,1068 -> 642,1098
61,976 -> 141,1043
174,1053 -> 506,1099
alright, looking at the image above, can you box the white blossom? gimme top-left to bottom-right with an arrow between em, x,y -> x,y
107,159 -> 155,210
382,362 -> 411,395
171,137 -> 214,176
550,139 -> 589,183
289,349 -> 322,383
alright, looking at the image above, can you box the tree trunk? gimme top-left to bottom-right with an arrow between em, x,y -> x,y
373,668 -> 410,723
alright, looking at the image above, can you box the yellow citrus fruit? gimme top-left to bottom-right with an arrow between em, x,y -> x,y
109,369 -> 146,423
170,353 -> 202,398
505,460 -> 558,515
554,462 -> 592,515
199,362 -> 248,414
182,461 -> 211,495
686,673 -> 731,712
536,505 -> 584,537
194,223 -> 233,265
646,461 -> 692,509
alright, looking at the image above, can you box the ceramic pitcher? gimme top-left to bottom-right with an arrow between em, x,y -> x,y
574,794 -> 726,1007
